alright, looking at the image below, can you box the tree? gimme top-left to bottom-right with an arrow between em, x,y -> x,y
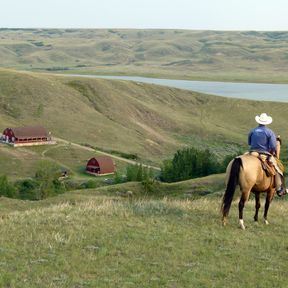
126,164 -> 138,181
34,161 -> 65,199
126,164 -> 155,184
141,166 -> 156,193
0,175 -> 17,198
16,179 -> 39,200
160,160 -> 174,182
160,147 -> 220,182
220,149 -> 245,172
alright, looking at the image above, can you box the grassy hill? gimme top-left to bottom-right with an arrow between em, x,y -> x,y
0,177 -> 287,287
1,68 -> 288,178
1,29 -> 288,82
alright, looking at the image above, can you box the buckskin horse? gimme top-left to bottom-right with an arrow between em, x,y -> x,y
221,139 -> 281,230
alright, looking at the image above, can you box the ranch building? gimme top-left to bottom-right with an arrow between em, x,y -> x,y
1,126 -> 55,147
86,156 -> 115,176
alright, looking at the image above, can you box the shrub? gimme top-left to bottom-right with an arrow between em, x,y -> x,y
0,175 -> 18,198
34,161 -> 65,199
160,148 -> 220,182
125,163 -> 155,182
16,179 -> 39,200
113,172 -> 126,184
80,180 -> 98,189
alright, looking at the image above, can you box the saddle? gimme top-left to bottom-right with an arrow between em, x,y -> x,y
248,151 -> 276,177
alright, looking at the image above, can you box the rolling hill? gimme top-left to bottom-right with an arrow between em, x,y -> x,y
1,29 -> 288,82
1,68 -> 288,178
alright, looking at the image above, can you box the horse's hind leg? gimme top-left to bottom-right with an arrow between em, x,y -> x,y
254,192 -> 261,222
238,190 -> 251,230
263,189 -> 274,225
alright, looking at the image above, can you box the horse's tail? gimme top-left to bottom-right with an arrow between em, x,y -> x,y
221,157 -> 242,219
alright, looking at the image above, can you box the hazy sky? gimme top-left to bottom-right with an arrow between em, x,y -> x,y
1,0 -> 288,31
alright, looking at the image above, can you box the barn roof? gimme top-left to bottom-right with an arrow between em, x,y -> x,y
87,156 -> 115,174
11,126 -> 49,139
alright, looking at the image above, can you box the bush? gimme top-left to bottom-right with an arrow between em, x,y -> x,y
160,148 -> 220,182
125,164 -> 155,182
113,172 -> 126,184
14,161 -> 65,200
161,147 -> 246,183
34,161 -> 65,199
16,179 -> 39,200
80,180 -> 98,189
126,164 -> 148,182
0,175 -> 18,198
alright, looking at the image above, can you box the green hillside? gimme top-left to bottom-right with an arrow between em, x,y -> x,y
1,69 -> 288,178
1,29 -> 288,82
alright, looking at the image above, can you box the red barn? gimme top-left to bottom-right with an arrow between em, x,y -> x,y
86,156 -> 115,176
1,126 -> 55,147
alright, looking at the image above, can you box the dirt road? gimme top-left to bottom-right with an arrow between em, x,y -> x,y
53,137 -> 161,171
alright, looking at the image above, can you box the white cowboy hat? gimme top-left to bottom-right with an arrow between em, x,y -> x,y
255,113 -> 273,125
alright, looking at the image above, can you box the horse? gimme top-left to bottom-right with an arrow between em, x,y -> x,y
221,152 -> 278,230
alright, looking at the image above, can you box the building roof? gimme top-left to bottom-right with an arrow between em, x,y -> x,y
11,126 -> 49,139
87,156 -> 115,174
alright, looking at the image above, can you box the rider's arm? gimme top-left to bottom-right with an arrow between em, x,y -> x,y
248,130 -> 252,146
268,130 -> 277,154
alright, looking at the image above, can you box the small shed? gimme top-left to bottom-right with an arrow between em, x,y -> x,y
86,156 -> 115,176
1,126 -> 54,147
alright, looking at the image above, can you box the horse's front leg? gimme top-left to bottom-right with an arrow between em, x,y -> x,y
263,189 -> 275,225
238,191 -> 250,230
254,192 -> 261,222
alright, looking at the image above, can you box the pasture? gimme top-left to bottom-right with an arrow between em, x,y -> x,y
0,180 -> 287,287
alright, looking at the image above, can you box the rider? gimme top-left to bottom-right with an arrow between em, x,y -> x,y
248,112 -> 287,196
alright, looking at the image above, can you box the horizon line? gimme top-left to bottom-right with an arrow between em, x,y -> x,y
1,27 -> 288,32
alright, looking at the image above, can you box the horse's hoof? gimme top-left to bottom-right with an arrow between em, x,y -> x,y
264,219 -> 269,225
239,219 -> 246,230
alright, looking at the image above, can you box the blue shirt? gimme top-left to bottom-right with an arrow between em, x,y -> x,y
248,125 -> 277,153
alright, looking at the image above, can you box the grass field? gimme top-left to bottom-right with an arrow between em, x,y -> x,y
0,177 -> 287,287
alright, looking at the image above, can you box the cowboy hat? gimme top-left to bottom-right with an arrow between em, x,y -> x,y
255,113 -> 273,125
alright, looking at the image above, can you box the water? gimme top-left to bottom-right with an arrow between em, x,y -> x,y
62,74 -> 288,103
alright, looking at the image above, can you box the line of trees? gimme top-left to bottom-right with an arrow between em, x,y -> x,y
113,147 -> 239,186
160,147 -> 238,183
0,148 -> 241,200
114,164 -> 156,193
0,161 -> 65,200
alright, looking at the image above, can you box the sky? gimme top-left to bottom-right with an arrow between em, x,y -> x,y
1,0 -> 288,31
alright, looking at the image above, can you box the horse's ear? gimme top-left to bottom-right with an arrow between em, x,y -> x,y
276,135 -> 282,145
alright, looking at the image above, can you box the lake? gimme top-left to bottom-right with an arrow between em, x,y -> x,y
63,74 -> 288,103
